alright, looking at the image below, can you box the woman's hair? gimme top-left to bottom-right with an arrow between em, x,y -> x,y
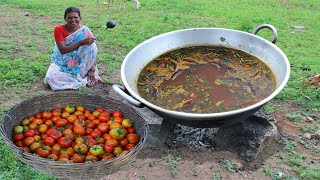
64,7 -> 81,20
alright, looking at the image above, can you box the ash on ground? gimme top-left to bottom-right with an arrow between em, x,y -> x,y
167,108 -> 273,151
170,125 -> 218,151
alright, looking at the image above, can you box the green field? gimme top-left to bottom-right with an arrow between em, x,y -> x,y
0,0 -> 319,179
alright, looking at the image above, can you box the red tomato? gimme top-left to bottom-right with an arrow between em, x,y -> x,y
87,115 -> 96,121
77,114 -> 87,121
105,139 -> 119,147
113,117 -> 123,124
71,153 -> 85,163
90,129 -> 102,139
44,120 -> 53,127
46,127 -> 56,135
59,153 -> 70,160
52,110 -> 62,117
43,137 -> 56,146
56,119 -> 68,127
84,109 -> 91,114
23,137 -> 35,146
33,129 -> 41,135
74,119 -> 86,127
119,138 -> 129,147
35,113 -> 42,119
24,129 -> 36,137
103,133 -> 113,141
97,112 -> 110,122
13,134 -> 24,142
15,141 -> 23,147
66,115 -> 77,124
101,153 -> 114,160
127,127 -> 136,134
125,143 -> 136,151
84,136 -> 97,147
42,112 -> 53,120
36,147 -> 51,158
95,136 -> 105,144
50,149 -> 60,156
73,125 -> 86,135
85,128 -> 93,135
85,120 -> 96,129
92,119 -> 100,125
52,107 -> 62,112
32,118 -> 44,125
21,146 -> 31,153
112,111 -> 122,118
103,144 -> 114,153
48,130 -> 63,141
41,133 -> 48,140
95,107 -> 105,113
97,123 -> 110,134
28,123 -> 37,129
126,133 -> 139,144
58,137 -> 73,148
64,133 -> 75,141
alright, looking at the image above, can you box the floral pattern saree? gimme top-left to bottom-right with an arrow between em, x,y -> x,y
44,26 -> 100,90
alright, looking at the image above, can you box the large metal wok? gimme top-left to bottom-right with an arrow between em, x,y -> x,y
112,24 -> 290,128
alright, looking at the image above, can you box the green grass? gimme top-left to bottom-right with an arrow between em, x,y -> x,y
0,137 -> 55,180
165,150 -> 181,178
0,0 -> 319,179
222,160 -> 235,172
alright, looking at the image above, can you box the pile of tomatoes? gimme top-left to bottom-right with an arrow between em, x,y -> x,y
12,105 -> 140,163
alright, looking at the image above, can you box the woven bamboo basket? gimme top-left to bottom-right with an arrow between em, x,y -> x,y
0,91 -> 149,179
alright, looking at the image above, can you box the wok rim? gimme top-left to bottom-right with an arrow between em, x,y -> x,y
121,27 -> 290,119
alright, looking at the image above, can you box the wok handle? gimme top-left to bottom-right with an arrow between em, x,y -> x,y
252,24 -> 278,44
112,84 -> 144,108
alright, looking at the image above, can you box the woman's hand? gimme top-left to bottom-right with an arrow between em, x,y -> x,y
81,37 -> 96,45
56,37 -> 96,55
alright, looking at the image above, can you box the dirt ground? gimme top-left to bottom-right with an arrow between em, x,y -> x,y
1,4 -> 319,180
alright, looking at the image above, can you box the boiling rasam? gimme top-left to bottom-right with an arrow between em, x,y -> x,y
137,46 -> 276,113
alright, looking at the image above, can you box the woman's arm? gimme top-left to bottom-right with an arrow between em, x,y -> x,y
56,37 -> 96,55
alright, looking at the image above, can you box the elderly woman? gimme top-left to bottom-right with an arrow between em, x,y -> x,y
44,7 -> 99,90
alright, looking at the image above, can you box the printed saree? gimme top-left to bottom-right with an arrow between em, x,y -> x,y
44,26 -> 100,90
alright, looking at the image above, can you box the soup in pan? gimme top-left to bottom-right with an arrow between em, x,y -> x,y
137,46 -> 276,113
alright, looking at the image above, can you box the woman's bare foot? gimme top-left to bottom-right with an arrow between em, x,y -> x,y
86,67 -> 98,87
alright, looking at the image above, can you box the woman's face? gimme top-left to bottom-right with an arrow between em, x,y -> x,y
65,12 -> 81,28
